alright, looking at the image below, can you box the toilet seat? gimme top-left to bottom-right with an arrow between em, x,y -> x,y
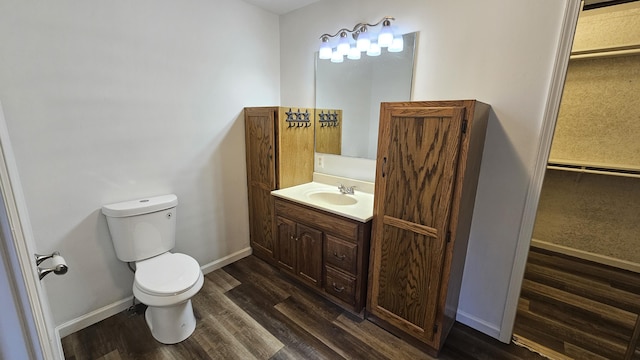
135,252 -> 201,296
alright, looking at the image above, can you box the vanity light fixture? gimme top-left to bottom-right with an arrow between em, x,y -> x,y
318,16 -> 399,62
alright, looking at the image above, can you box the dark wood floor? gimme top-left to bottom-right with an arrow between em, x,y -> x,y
62,255 -> 544,360
514,246 -> 640,360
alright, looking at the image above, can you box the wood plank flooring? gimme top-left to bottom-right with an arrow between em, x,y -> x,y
62,255 -> 544,359
514,246 -> 640,359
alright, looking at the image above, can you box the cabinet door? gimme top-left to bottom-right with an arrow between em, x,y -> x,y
245,108 -> 277,258
296,223 -> 323,288
369,106 -> 464,344
275,216 -> 296,274
246,108 -> 276,187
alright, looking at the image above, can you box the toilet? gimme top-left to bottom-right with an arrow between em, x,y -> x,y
102,194 -> 204,344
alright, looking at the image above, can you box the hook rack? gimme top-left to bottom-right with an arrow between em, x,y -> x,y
285,108 -> 312,128
318,110 -> 340,127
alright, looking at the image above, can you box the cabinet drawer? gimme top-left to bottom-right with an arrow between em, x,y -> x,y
325,266 -> 356,305
325,235 -> 357,275
274,198 -> 359,241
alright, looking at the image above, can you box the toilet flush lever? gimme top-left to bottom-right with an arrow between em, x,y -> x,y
35,251 -> 68,280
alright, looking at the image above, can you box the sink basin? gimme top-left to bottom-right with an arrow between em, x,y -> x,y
307,191 -> 358,206
271,180 -> 374,222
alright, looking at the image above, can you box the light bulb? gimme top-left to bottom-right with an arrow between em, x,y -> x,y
366,42 -> 381,57
337,31 -> 350,56
331,50 -> 344,63
319,36 -> 332,59
378,19 -> 393,47
388,35 -> 404,53
356,26 -> 370,52
347,46 -> 361,60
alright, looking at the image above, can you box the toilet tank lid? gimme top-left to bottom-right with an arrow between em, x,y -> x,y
102,194 -> 178,218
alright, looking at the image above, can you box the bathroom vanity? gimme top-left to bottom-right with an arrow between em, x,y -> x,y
271,176 -> 373,314
244,106 -> 373,314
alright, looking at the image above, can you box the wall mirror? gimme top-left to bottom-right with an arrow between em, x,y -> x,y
315,32 -> 417,160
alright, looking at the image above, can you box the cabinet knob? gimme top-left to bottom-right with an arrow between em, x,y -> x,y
332,283 -> 345,293
333,251 -> 346,261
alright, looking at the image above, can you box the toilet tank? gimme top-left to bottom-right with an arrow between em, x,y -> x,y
102,194 -> 178,262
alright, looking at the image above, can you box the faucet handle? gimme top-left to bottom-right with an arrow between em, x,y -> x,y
337,183 -> 356,194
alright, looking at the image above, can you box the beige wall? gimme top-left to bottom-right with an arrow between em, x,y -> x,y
535,3 -> 640,267
573,2 -> 640,52
550,55 -> 640,167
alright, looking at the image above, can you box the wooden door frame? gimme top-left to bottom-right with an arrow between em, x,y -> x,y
498,0 -> 582,343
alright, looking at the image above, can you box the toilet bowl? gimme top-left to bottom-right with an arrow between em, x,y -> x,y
102,194 -> 204,344
133,252 -> 204,344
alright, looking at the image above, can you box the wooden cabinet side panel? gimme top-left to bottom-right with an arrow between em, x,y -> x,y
439,102 -> 490,348
277,107 -> 314,189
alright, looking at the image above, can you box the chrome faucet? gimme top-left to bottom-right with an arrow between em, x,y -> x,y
338,183 -> 355,195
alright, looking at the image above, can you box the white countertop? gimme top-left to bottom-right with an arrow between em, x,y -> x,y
271,173 -> 374,222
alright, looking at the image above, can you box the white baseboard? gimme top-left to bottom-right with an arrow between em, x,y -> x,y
56,296 -> 134,338
456,310 -> 502,340
200,247 -> 252,275
56,247 -> 252,338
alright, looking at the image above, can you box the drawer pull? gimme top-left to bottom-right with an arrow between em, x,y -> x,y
333,251 -> 346,261
332,283 -> 345,292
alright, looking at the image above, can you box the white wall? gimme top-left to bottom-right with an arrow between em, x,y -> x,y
281,0 -> 574,338
0,0 -> 280,327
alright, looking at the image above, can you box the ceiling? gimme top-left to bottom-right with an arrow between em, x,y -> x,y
243,0 -> 639,14
242,0 -> 324,15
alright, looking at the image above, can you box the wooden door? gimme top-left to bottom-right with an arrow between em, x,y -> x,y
245,108 -> 277,259
368,106 -> 465,345
296,223 -> 323,288
275,216 -> 296,274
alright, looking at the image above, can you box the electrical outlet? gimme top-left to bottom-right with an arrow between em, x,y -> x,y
317,156 -> 324,168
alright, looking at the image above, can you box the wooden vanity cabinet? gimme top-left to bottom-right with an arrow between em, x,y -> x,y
367,100 -> 490,355
275,215 -> 323,288
244,107 -> 314,265
274,197 -> 372,314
